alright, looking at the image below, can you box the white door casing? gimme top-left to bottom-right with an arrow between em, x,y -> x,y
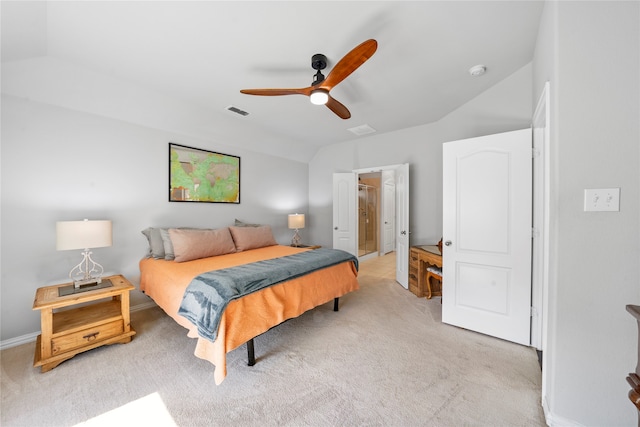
532,82 -> 550,352
442,129 -> 532,346
332,173 -> 357,256
532,82 -> 551,403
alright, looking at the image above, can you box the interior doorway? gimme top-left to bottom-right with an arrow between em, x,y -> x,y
333,163 -> 409,287
358,174 -> 380,257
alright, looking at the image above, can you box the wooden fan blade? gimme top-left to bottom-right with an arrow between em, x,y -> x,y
325,95 -> 351,119
321,39 -> 377,90
240,87 -> 312,96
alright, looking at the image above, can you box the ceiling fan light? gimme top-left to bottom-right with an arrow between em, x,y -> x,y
310,89 -> 329,105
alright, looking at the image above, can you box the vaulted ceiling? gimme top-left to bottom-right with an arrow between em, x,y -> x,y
1,1 -> 544,162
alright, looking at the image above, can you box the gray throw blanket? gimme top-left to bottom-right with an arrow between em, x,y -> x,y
178,248 -> 358,342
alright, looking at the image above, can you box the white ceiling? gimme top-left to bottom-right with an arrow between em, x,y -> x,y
1,1 -> 544,162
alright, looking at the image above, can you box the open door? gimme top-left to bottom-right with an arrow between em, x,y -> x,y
395,163 -> 409,289
382,170 -> 395,254
332,172 -> 357,256
442,129 -> 532,346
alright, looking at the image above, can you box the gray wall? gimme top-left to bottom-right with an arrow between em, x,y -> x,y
0,95 -> 309,341
308,63 -> 533,248
533,2 -> 640,426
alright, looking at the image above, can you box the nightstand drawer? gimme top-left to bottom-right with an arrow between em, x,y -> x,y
51,319 -> 124,355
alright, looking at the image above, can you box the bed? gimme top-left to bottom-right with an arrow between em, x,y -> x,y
139,225 -> 359,384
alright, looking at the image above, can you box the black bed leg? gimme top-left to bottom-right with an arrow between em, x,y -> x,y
247,339 -> 255,366
334,297 -> 339,312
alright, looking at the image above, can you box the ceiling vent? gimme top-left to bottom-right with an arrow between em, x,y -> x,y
348,124 -> 377,136
225,105 -> 249,116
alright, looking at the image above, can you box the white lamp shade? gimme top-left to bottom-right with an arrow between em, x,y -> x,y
288,214 -> 305,229
56,220 -> 113,250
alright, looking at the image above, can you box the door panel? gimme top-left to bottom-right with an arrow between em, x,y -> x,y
458,151 -> 510,253
457,263 -> 510,314
395,163 -> 409,288
442,129 -> 532,346
383,179 -> 395,254
332,173 -> 357,255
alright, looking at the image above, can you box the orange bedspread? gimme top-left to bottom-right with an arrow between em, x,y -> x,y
139,245 -> 359,384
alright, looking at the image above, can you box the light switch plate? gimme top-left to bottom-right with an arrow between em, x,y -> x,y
584,188 -> 620,212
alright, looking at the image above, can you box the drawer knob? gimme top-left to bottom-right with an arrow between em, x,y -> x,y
83,332 -> 99,341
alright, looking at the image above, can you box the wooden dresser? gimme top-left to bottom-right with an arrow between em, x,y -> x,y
409,245 -> 442,298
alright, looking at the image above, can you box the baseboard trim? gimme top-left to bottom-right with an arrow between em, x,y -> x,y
0,331 -> 40,351
543,396 -> 585,427
0,301 -> 158,351
130,301 -> 157,313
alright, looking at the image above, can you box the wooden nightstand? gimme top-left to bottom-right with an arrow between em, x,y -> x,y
32,274 -> 136,372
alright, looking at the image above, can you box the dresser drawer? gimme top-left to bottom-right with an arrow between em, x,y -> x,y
409,270 -> 418,285
409,281 -> 421,297
51,319 -> 124,355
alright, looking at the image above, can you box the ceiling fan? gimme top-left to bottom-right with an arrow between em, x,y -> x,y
240,39 -> 378,119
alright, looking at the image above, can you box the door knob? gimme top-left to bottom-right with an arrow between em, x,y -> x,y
334,227 -> 338,230
444,241 -> 452,246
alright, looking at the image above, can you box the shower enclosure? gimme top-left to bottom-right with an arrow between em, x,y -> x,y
358,184 -> 378,256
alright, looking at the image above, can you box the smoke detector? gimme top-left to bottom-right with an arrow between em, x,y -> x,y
469,65 -> 487,77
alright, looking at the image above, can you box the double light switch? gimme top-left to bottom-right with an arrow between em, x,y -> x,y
584,188 -> 620,212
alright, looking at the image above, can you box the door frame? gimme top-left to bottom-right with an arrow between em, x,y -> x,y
531,82 -> 550,352
354,164 -> 405,257
353,164 -> 407,284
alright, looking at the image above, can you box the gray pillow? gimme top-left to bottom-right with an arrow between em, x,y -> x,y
159,228 -> 175,260
141,227 -> 166,259
234,218 -> 261,227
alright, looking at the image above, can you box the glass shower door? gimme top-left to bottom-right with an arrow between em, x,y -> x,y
358,184 -> 378,256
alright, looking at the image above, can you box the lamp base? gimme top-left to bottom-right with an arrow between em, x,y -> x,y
58,279 -> 113,297
291,229 -> 301,247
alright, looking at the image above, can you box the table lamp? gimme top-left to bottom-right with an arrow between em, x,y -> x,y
56,219 -> 112,292
288,214 -> 305,247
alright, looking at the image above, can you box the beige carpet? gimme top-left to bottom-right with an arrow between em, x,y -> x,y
1,253 -> 546,426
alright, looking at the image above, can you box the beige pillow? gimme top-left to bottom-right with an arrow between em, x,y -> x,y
229,225 -> 277,252
169,228 -> 237,262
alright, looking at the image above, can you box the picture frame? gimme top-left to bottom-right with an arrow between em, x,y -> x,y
169,143 -> 240,203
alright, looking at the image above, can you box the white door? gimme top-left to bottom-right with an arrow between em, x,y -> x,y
382,170 -> 395,254
332,173 -> 357,256
442,129 -> 532,346
395,163 -> 410,288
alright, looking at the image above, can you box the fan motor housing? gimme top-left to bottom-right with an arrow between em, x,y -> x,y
311,54 -> 327,70
311,54 -> 327,85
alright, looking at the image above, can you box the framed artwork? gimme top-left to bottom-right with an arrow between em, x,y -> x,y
169,143 -> 240,203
